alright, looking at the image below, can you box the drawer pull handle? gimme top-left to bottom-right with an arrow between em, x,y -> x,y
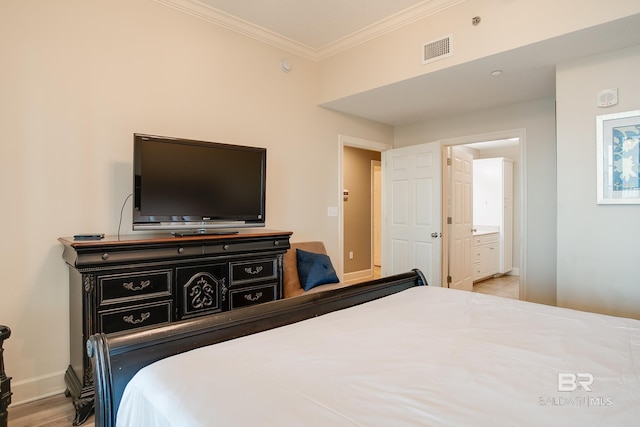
123,312 -> 151,325
122,280 -> 151,292
244,292 -> 263,302
244,266 -> 263,275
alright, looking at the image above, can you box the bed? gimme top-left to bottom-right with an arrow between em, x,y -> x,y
88,270 -> 640,426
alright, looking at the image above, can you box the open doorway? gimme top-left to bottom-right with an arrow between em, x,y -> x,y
342,146 -> 381,283
338,135 -> 391,283
442,132 -> 523,300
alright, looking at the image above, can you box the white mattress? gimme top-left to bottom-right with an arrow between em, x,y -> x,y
116,286 -> 640,426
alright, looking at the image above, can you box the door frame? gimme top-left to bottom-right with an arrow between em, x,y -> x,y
372,160 -> 382,269
440,128 -> 527,298
338,135 -> 392,280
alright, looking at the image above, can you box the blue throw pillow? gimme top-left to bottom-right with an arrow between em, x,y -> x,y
296,249 -> 339,291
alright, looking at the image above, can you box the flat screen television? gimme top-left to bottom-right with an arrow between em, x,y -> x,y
133,133 -> 266,234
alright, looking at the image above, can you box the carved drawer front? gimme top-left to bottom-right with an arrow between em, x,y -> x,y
98,301 -> 171,334
98,270 -> 171,305
230,258 -> 277,286
176,264 -> 225,319
230,283 -> 277,309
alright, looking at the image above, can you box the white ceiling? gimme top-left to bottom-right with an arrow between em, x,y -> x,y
197,0 -> 429,50
158,0 -> 640,126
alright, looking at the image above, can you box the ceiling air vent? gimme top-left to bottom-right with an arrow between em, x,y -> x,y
422,34 -> 452,65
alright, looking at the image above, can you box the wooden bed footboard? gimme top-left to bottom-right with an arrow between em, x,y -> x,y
88,269 -> 427,427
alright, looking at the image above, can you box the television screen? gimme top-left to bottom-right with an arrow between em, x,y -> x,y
133,133 -> 266,233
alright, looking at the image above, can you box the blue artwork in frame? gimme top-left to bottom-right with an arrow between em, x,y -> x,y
597,110 -> 640,204
612,124 -> 640,191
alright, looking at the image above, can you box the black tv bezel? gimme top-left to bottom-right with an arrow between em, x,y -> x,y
132,133 -> 266,233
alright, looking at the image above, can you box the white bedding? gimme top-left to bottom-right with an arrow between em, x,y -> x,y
117,286 -> 640,426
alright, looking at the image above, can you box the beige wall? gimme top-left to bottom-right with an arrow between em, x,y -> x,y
556,45 -> 640,319
343,147 -> 381,274
0,0 -> 393,403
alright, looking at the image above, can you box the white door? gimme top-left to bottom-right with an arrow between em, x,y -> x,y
382,142 -> 441,287
448,147 -> 473,291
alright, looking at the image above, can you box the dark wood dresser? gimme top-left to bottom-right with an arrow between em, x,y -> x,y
0,325 -> 11,427
59,230 -> 291,425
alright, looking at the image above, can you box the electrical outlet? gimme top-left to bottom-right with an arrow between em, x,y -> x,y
349,251 -> 354,259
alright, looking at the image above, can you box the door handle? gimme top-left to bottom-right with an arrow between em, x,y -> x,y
430,232 -> 442,238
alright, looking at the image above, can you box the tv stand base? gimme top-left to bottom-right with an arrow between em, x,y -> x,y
172,230 -> 240,237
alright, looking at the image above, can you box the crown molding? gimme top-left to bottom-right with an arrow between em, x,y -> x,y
152,0 -> 465,62
152,0 -> 318,60
315,0 -> 465,60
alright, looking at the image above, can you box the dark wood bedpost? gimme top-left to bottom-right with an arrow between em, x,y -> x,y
0,325 -> 12,427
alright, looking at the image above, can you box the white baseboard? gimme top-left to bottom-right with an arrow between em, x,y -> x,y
343,268 -> 373,283
9,370 -> 66,406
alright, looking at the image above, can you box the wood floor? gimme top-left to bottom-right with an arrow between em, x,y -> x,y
8,274 -> 519,426
7,393 -> 94,427
473,274 -> 519,299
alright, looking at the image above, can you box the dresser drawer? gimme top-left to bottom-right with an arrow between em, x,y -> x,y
230,284 -> 277,309
230,258 -> 277,286
473,262 -> 482,280
98,301 -> 171,334
98,270 -> 172,305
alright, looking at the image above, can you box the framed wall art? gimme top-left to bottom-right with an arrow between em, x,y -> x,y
596,110 -> 640,204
